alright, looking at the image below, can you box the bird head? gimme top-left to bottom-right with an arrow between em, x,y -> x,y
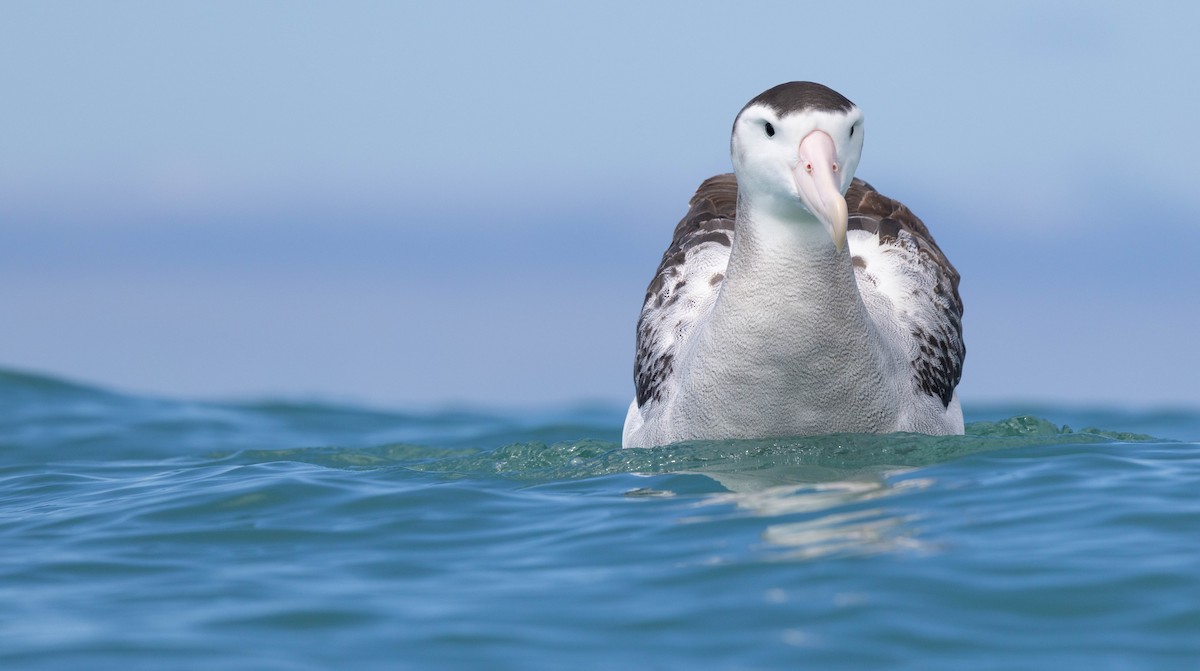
731,82 -> 864,250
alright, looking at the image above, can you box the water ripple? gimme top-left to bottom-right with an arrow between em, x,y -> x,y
2,368 -> 1199,669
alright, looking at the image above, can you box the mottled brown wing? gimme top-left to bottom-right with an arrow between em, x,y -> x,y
634,174 -> 736,408
846,178 -> 965,406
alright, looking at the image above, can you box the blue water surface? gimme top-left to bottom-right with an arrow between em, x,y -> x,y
1,368 -> 1198,670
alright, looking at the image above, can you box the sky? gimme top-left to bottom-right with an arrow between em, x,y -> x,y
2,1 -> 1198,411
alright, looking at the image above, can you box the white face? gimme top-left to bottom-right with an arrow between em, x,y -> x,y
731,103 -> 865,219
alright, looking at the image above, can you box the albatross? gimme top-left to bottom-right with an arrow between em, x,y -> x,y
622,82 -> 965,448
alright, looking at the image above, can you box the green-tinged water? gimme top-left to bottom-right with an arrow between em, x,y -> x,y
2,368 -> 1198,670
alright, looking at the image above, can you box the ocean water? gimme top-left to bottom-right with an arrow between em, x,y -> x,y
2,369 -> 1199,670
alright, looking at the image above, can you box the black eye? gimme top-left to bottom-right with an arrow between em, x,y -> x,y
849,125 -> 855,138
764,122 -> 775,138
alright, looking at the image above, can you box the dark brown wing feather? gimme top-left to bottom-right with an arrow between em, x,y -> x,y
845,179 -> 961,306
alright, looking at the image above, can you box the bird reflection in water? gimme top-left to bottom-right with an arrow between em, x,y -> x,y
685,473 -> 936,560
